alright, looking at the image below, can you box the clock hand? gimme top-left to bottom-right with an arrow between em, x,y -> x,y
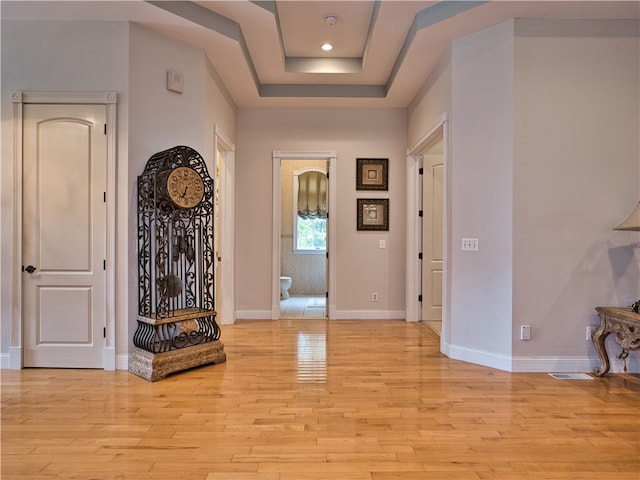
180,186 -> 188,199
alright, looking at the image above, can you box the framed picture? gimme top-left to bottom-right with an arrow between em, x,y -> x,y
356,158 -> 388,191
357,198 -> 389,231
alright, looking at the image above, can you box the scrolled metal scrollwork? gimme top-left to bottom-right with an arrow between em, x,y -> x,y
134,146 -> 221,355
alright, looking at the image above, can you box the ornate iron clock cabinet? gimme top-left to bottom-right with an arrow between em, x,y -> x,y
129,146 -> 226,381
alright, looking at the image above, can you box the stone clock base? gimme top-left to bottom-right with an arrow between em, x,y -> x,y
128,341 -> 226,382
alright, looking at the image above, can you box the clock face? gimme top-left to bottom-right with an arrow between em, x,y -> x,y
166,167 -> 205,209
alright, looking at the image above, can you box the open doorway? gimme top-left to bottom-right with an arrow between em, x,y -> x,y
406,114 -> 448,346
213,126 -> 235,325
420,137 -> 444,335
272,151 -> 337,320
280,162 -> 327,318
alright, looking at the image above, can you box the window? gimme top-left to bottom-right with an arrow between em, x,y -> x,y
296,216 -> 326,251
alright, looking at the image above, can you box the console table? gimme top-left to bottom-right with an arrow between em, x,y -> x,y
592,307 -> 640,376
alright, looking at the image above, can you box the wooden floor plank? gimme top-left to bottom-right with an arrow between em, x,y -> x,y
2,319 -> 639,480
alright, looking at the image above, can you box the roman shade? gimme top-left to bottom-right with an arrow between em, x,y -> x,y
297,171 -> 327,219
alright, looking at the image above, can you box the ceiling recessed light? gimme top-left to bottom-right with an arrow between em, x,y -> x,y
321,43 -> 333,52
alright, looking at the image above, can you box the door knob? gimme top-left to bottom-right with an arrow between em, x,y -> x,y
23,265 -> 36,274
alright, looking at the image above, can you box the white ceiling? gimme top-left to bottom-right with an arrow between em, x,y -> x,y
3,1 -> 639,108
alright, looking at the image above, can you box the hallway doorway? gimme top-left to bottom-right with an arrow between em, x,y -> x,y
406,114 -> 448,347
213,126 -> 235,325
420,136 -> 444,335
272,151 -> 337,320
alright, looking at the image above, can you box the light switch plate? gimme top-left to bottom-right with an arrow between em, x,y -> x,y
461,237 -> 478,251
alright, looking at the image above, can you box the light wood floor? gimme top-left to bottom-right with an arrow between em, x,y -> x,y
2,320 -> 639,480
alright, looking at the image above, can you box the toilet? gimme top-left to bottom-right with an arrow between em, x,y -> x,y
280,276 -> 292,299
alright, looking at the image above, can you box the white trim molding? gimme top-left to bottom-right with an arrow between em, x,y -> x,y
443,342 -> 630,374
510,356 -> 594,373
236,310 -> 273,320
332,310 -> 406,320
444,342 -> 512,372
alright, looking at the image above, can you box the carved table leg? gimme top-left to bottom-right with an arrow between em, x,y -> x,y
591,315 -> 610,377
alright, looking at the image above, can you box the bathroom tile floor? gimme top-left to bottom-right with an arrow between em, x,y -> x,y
280,295 -> 326,319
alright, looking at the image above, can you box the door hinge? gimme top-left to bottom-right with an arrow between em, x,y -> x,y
104,124 -> 107,135
103,327 -> 106,338
103,192 -> 106,203
418,252 -> 423,260
326,251 -> 329,259
419,167 -> 424,175
418,210 -> 423,217
325,291 -> 329,299
418,294 -> 423,302
103,259 -> 106,270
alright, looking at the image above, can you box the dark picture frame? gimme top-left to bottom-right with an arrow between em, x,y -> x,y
357,198 -> 389,231
356,158 -> 388,191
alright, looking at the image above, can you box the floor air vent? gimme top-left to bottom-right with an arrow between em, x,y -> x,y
548,373 -> 593,380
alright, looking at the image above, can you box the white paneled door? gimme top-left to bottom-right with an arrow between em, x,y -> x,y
421,145 -> 444,322
22,104 -> 107,368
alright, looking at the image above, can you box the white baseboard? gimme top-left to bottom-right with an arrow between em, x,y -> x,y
6,343 -> 638,375
445,342 -> 512,371
0,353 -> 10,369
442,341 -> 639,374
219,316 -> 236,326
9,347 -> 22,369
235,310 -> 272,320
236,309 -> 406,321
510,356 -> 594,373
103,347 -> 116,371
332,310 -> 406,320
116,353 -> 129,371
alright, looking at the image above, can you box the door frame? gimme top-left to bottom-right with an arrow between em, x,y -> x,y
213,125 -> 236,325
272,151 -> 337,319
10,91 -> 117,369
406,113 -> 449,343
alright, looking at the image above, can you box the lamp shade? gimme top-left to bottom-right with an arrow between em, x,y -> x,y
613,201 -> 640,231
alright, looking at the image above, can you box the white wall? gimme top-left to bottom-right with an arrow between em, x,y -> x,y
0,20 -> 129,365
512,19 -> 640,371
127,24 -> 236,356
0,20 -> 236,368
235,107 -> 407,319
408,18 -> 640,373
408,46 -> 452,146
450,21 -> 515,366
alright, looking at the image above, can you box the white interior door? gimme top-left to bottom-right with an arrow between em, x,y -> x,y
214,148 -> 224,318
421,140 -> 444,322
213,128 -> 236,325
22,103 -> 107,368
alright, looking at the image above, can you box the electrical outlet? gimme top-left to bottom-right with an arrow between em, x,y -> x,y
371,292 -> 379,302
520,325 -> 531,340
